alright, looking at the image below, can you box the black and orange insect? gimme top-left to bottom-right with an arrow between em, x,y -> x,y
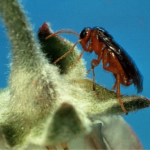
46,27 -> 143,114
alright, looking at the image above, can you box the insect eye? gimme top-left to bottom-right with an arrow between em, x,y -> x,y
80,28 -> 87,39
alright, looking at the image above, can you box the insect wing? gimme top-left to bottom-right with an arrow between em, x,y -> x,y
117,48 -> 143,93
96,27 -> 121,55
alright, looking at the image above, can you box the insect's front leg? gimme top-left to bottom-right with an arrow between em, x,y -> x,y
53,40 -> 81,64
87,53 -> 103,91
65,49 -> 85,73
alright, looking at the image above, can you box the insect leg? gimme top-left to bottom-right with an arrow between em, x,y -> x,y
116,74 -> 128,115
87,67 -> 92,74
46,146 -> 50,150
45,29 -> 79,40
46,146 -> 57,150
111,81 -> 117,91
102,50 -> 128,114
65,49 -> 85,73
61,143 -> 69,150
53,40 -> 81,64
89,54 -> 103,90
92,67 -> 96,90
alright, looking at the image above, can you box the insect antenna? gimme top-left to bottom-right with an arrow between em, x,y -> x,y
53,39 -> 81,64
45,29 -> 79,40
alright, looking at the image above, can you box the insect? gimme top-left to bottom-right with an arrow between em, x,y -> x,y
46,27 -> 143,114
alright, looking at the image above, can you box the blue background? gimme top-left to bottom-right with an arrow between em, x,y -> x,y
0,0 -> 150,149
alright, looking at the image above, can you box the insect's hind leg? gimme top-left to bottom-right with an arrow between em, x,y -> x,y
102,50 -> 128,114
116,74 -> 128,115
104,66 -> 128,114
103,67 -> 128,114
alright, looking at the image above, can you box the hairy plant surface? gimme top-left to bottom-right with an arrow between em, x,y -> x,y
0,0 -> 149,149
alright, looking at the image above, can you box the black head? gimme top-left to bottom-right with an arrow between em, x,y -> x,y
79,27 -> 91,39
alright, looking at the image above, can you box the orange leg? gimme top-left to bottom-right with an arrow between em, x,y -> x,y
87,53 -> 102,90
102,50 -> 128,114
65,49 -> 84,73
103,66 -> 128,114
92,67 -> 96,90
46,143 -> 69,150
116,74 -> 128,115
46,146 -> 50,150
111,80 -> 117,91
88,59 -> 99,91
61,143 -> 69,150
46,146 -> 57,150
53,40 -> 81,64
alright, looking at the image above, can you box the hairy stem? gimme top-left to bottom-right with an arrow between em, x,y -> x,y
0,0 -> 46,71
